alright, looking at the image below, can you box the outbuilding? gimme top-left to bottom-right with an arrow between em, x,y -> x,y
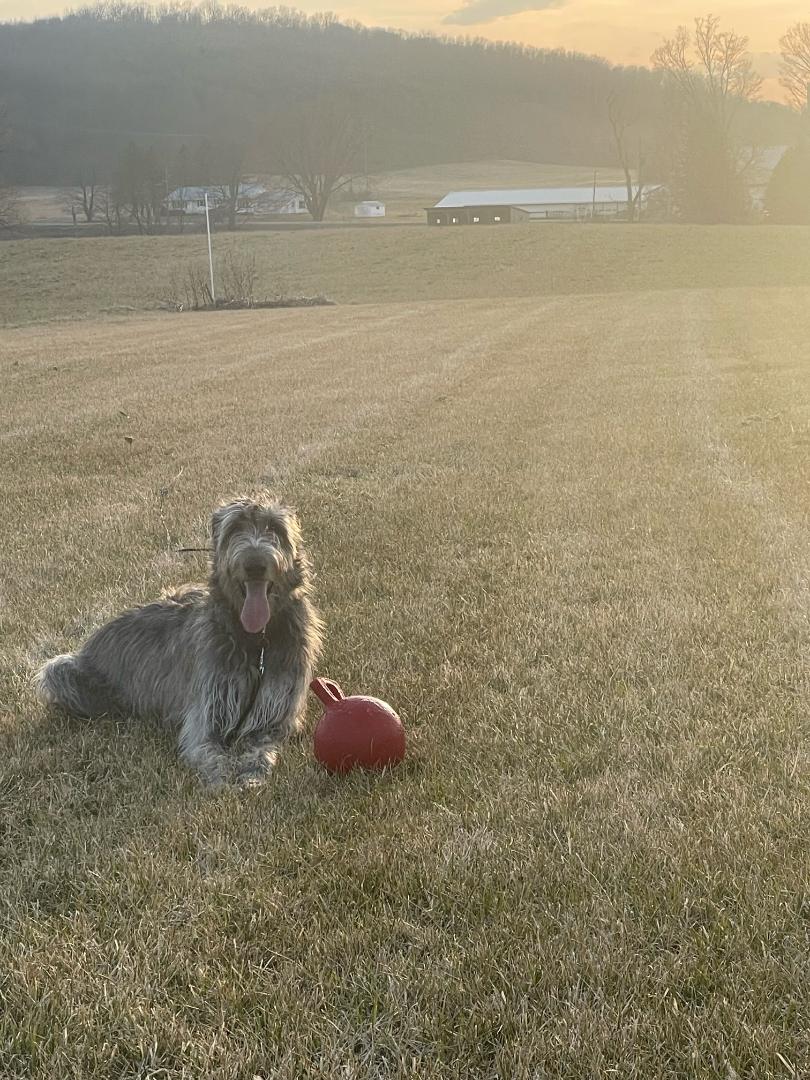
426,186 -> 658,225
354,200 -> 386,218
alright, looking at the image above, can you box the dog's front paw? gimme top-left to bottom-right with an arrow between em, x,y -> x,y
182,745 -> 232,790
236,772 -> 266,790
235,744 -> 279,787
201,763 -> 233,791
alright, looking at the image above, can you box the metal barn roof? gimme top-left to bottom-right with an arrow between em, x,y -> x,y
434,186 -> 636,208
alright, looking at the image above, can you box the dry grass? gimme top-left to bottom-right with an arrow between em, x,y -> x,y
3,280 -> 810,1076
376,159 -> 625,199
3,224 -> 810,327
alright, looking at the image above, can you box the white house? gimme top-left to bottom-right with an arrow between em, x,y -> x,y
261,189 -> 308,215
165,184 -> 307,217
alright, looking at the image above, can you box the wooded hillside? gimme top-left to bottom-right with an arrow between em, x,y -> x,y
0,3 -> 795,186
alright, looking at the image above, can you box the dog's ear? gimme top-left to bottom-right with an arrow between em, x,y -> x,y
210,504 -> 234,549
275,506 -> 310,591
279,506 -> 303,560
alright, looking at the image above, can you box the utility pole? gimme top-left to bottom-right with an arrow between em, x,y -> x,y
204,191 -> 216,305
592,170 -> 597,220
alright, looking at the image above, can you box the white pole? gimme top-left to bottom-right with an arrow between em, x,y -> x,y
592,169 -> 597,220
204,191 -> 215,305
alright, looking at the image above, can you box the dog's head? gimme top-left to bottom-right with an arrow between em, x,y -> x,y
210,495 -> 305,634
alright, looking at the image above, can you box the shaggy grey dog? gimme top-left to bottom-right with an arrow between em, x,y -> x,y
35,496 -> 323,787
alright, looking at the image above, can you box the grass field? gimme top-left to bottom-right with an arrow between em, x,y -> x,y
3,224 -> 810,1076
377,159 -> 625,198
3,223 -> 810,326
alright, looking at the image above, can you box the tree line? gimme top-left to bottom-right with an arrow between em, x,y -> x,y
648,17 -> 810,224
1,4 -> 665,185
0,4 -> 807,228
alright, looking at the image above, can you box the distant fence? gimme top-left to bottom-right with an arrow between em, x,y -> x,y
3,219 -> 420,242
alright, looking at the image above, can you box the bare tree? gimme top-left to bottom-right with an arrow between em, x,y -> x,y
114,142 -> 165,234
652,14 -> 762,132
780,23 -> 810,113
0,184 -> 18,231
273,98 -> 363,222
211,142 -> 247,231
65,171 -> 99,222
0,103 -> 20,231
652,15 -> 758,224
96,184 -> 124,235
607,90 -> 646,221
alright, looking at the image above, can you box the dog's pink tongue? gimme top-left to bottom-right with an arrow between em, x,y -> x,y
240,581 -> 270,634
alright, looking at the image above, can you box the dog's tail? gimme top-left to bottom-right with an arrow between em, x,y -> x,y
34,654 -> 116,718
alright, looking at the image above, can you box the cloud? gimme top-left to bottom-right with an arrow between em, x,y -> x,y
442,0 -> 566,27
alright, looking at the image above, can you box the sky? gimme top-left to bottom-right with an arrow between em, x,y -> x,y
0,0 -> 797,102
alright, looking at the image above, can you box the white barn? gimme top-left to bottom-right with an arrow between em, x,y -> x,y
427,186 -> 659,225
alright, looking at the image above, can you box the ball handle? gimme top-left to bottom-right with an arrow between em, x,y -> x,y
310,677 -> 345,706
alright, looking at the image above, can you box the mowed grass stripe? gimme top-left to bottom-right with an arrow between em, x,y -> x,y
2,289 -> 810,1077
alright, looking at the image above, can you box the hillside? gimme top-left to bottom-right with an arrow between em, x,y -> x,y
0,5 -> 795,186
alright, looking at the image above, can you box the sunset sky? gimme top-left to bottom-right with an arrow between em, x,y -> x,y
0,0 -> 796,101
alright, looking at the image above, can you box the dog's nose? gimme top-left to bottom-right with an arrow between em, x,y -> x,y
242,555 -> 270,580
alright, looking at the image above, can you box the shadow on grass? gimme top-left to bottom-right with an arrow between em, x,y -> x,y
9,703 -> 423,818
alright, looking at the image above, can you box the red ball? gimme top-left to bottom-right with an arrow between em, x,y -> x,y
310,678 -> 406,774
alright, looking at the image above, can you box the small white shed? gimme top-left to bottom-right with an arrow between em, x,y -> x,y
354,200 -> 386,218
